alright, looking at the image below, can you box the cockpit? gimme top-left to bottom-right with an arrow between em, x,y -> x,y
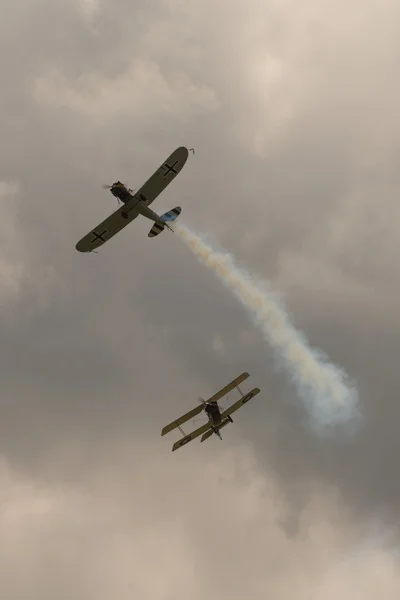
111,181 -> 124,191
205,402 -> 220,419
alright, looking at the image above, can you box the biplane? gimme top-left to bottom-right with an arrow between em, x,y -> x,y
161,372 -> 261,452
75,146 -> 190,252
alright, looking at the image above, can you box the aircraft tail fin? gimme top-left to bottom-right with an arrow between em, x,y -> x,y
148,207 -> 182,238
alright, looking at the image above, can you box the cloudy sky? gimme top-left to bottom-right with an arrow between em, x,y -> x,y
1,0 -> 400,597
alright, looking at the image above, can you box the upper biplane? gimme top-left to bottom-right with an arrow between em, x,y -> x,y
75,146 -> 190,253
161,372 -> 261,452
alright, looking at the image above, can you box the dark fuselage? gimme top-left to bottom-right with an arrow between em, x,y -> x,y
108,181 -> 170,229
110,182 -> 133,203
205,401 -> 223,427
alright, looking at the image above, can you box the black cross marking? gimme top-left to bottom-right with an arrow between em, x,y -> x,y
90,229 -> 108,244
162,160 -> 179,178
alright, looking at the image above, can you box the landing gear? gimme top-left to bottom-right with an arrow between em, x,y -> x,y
121,211 -> 129,219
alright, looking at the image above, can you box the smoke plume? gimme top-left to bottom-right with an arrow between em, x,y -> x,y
175,223 -> 360,435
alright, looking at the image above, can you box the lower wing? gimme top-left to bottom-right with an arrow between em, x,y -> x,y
172,422 -> 212,452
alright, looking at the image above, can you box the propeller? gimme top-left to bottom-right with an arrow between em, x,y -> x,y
197,397 -> 218,406
197,395 -> 229,410
102,183 -> 121,204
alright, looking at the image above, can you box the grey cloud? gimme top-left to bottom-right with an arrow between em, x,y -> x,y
1,444 -> 400,600
1,0 -> 400,595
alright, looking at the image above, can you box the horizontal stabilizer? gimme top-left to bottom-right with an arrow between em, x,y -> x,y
160,206 -> 181,223
148,222 -> 165,238
201,418 -> 230,443
148,207 -> 182,238
200,429 -> 214,443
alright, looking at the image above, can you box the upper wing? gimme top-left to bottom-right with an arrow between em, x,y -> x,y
136,146 -> 189,207
172,422 -> 213,452
207,372 -> 250,403
220,387 -> 261,418
161,404 -> 204,436
75,205 -> 139,253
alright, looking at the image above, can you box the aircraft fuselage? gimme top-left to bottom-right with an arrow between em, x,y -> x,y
205,401 -> 222,427
110,182 -> 132,203
110,182 -> 170,229
204,401 -> 233,440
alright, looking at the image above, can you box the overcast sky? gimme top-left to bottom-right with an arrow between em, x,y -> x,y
1,0 -> 400,597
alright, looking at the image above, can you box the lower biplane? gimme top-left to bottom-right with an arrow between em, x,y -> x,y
75,146 -> 190,253
161,372 -> 261,452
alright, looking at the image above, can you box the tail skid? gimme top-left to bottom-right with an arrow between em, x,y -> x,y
148,206 -> 182,238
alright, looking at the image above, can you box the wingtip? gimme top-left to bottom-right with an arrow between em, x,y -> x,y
75,239 -> 88,252
249,387 -> 261,397
175,146 -> 190,158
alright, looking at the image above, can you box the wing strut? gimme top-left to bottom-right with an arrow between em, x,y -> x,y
236,383 -> 244,397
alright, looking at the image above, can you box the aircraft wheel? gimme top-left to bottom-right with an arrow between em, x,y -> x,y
121,211 -> 129,219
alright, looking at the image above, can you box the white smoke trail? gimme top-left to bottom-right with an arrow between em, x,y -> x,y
175,223 -> 360,435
